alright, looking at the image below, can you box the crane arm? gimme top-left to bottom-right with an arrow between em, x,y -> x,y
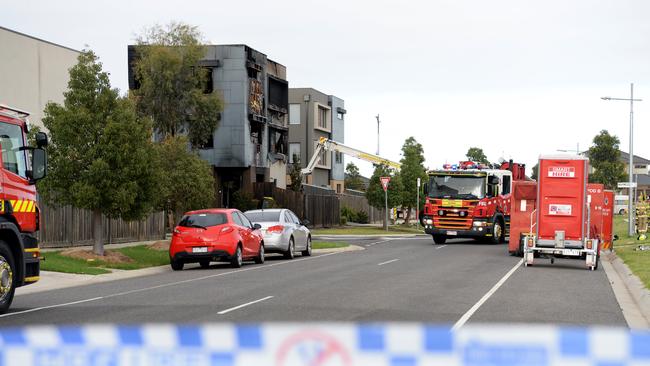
301,137 -> 401,175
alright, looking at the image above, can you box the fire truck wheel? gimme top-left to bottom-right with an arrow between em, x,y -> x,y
432,235 -> 447,244
0,241 -> 16,314
490,217 -> 504,244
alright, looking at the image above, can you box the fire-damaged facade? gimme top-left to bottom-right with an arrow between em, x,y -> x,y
128,44 -> 289,207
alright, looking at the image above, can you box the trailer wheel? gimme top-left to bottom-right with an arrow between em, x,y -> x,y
0,241 -> 16,314
432,235 -> 447,244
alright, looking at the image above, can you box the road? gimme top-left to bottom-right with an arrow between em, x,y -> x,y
1,236 -> 626,327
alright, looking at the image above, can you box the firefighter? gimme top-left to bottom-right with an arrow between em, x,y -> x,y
636,192 -> 649,241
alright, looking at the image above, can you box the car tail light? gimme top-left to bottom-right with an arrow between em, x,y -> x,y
586,240 -> 593,250
221,226 -> 234,234
267,225 -> 284,234
173,227 -> 181,235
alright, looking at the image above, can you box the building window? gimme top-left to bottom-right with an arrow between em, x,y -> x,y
318,106 -> 328,129
289,104 -> 301,124
289,143 -> 301,164
203,67 -> 214,94
315,140 -> 328,167
337,112 -> 344,120
336,184 -> 342,194
335,151 -> 343,164
269,129 -> 287,155
199,135 -> 214,149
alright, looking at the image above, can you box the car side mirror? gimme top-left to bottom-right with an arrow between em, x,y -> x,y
35,132 -> 48,148
30,148 -> 47,183
423,182 -> 428,195
613,234 -> 619,241
301,219 -> 311,226
489,176 -> 500,185
253,223 -> 262,230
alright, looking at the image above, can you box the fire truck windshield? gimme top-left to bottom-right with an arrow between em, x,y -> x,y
428,175 -> 486,199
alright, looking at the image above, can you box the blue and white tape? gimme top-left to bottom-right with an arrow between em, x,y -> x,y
0,324 -> 649,366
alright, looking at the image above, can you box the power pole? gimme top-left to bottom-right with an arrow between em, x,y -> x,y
375,114 -> 380,155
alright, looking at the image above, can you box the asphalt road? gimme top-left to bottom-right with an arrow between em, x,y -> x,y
1,236 -> 626,327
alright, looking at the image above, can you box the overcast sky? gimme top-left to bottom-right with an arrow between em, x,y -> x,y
3,0 -> 650,177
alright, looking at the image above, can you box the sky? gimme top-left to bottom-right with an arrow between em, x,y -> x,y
3,0 -> 650,178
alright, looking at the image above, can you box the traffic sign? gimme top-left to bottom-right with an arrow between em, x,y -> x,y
417,177 -> 421,187
380,176 -> 391,191
618,182 -> 637,188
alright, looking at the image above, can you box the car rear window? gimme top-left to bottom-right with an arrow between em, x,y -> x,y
179,213 -> 228,228
245,211 -> 281,222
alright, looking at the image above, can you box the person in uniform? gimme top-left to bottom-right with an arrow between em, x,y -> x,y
636,193 -> 649,241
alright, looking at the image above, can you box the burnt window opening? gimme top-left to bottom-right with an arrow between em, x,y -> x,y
269,129 -> 287,155
199,135 -> 214,149
203,67 -> 214,94
268,76 -> 288,113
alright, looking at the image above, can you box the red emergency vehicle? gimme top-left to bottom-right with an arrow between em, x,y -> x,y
422,160 -> 527,244
0,105 -> 48,313
523,155 -> 600,270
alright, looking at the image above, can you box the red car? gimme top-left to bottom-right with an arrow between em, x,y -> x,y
169,209 -> 265,270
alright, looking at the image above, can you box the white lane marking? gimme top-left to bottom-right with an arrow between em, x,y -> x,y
435,245 -> 448,250
217,296 -> 274,315
0,297 -> 104,319
452,260 -> 522,331
377,259 -> 399,266
1,252 -> 342,319
364,239 -> 393,247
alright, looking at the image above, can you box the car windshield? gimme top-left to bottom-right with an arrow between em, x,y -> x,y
429,175 -> 486,199
245,211 -> 282,222
178,213 -> 227,228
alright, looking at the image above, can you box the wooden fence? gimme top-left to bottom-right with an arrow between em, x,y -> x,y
38,203 -> 166,248
338,193 -> 384,224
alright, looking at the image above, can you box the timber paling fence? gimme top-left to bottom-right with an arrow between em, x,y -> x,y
38,203 -> 166,248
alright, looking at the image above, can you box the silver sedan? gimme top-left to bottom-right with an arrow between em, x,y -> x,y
244,209 -> 311,259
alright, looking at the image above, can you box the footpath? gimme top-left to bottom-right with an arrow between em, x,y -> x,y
602,251 -> 650,328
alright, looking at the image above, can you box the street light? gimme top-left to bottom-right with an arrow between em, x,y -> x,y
556,143 -> 580,155
601,83 -> 643,237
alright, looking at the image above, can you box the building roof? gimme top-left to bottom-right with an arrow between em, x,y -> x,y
619,151 -> 650,165
0,26 -> 81,53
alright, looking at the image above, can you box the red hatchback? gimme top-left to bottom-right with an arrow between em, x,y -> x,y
169,209 -> 265,270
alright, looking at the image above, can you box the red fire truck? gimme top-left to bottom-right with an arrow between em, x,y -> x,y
422,160 -> 528,244
0,105 -> 48,313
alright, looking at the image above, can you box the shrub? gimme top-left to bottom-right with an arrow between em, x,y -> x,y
232,190 -> 257,212
356,210 -> 369,224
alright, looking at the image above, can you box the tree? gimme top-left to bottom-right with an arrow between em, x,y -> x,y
41,50 -> 160,255
288,155 -> 303,192
132,22 -> 222,147
155,136 -> 216,229
345,162 -> 364,191
531,163 -> 539,180
399,137 -> 427,225
588,130 -> 627,190
366,165 -> 403,229
466,147 -> 490,165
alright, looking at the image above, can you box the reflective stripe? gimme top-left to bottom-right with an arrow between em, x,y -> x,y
23,276 -> 39,283
13,200 -> 22,212
25,200 -> 34,213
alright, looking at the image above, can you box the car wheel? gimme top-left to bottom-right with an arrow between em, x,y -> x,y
170,258 -> 184,271
284,237 -> 295,259
432,235 -> 446,244
0,241 -> 16,314
199,260 -> 210,269
302,237 -> 312,256
231,245 -> 243,268
255,243 -> 265,264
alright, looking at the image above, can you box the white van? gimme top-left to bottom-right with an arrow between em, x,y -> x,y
614,195 -> 629,215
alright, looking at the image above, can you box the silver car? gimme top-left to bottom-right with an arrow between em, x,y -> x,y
244,209 -> 311,259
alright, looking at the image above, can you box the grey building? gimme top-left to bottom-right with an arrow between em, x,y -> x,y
128,45 -> 289,207
288,88 -> 345,192
0,26 -> 80,130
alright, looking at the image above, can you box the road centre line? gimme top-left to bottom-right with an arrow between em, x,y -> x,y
435,245 -> 448,250
452,259 -> 523,331
364,239 -> 393,247
377,259 -> 399,266
217,296 -> 274,315
1,252 -> 342,319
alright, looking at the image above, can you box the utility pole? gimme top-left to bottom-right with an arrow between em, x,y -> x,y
375,114 -> 380,155
602,83 -> 643,237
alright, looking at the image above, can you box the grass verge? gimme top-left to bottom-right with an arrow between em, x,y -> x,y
41,244 -> 169,275
613,215 -> 650,289
312,241 -> 349,250
312,225 -> 422,236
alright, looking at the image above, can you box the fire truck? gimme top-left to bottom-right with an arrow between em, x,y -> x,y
422,160 -> 527,244
0,105 -> 48,313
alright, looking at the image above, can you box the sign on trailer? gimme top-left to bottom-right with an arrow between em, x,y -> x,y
548,166 -> 575,178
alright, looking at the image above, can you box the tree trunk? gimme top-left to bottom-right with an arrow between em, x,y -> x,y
167,210 -> 175,234
405,206 -> 412,225
92,209 -> 104,256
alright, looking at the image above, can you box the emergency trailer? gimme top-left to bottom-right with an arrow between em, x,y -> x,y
523,155 -> 600,270
422,160 -> 528,244
0,105 -> 48,313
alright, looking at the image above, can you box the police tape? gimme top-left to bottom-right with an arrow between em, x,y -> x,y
0,323 -> 649,366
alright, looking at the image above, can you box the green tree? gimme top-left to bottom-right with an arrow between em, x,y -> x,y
366,164 -> 403,229
345,162 -> 364,191
531,163 -> 539,180
41,50 -> 160,255
399,137 -> 427,225
132,22 -> 222,147
466,147 -> 490,165
588,130 -> 627,190
288,155 -> 302,192
155,136 -> 216,229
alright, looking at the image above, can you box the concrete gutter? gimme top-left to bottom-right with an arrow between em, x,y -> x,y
602,252 -> 650,329
313,234 -> 426,240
